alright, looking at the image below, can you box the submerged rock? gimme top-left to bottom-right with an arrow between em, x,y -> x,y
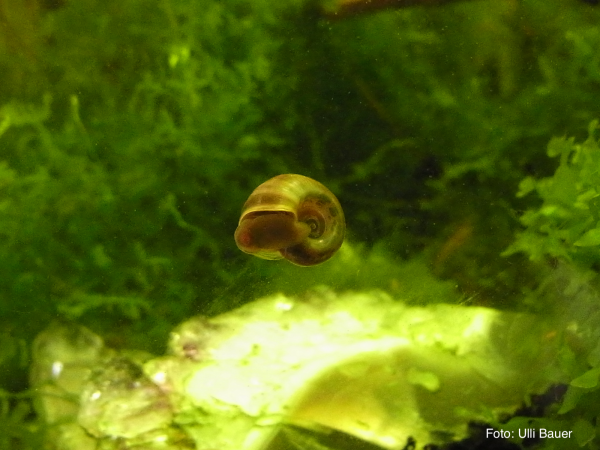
30,290 -> 559,450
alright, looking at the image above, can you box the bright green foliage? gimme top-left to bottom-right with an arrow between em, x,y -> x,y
505,121 -> 600,265
502,123 -> 600,450
0,0 -> 599,339
0,0 -> 309,349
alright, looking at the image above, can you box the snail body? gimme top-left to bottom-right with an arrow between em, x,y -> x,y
234,174 -> 345,266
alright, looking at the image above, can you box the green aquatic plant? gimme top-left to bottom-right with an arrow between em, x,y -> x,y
505,120 -> 600,266
499,123 -> 600,449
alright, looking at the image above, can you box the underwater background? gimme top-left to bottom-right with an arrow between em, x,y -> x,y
2,0 -> 600,448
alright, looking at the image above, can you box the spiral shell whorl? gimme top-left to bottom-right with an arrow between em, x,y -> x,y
235,174 -> 345,266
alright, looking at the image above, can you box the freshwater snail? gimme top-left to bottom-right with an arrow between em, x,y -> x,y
234,174 -> 345,266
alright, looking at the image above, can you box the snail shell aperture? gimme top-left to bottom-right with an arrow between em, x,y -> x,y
234,174 -> 345,266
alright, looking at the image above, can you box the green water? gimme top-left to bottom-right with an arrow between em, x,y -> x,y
1,0 -> 600,448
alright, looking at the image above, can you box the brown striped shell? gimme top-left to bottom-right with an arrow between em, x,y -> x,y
234,174 -> 345,266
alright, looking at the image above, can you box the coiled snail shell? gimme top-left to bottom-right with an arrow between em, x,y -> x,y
234,174 -> 345,266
